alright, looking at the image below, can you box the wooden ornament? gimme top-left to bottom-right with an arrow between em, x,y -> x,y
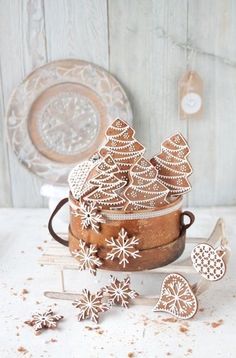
179,70 -> 203,120
99,118 -> 145,181
191,243 -> 226,281
153,273 -> 198,320
84,155 -> 127,210
124,157 -> 169,210
150,133 -> 192,197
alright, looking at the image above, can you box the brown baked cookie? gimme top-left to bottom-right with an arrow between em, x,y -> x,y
84,155 -> 127,210
124,157 -> 169,211
150,133 -> 192,197
99,119 -> 145,181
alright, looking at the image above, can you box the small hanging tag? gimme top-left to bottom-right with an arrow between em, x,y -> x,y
178,71 -> 203,119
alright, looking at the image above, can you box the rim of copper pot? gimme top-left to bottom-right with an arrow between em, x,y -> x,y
69,191 -> 183,216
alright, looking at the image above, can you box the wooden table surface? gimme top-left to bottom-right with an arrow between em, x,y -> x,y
0,207 -> 235,358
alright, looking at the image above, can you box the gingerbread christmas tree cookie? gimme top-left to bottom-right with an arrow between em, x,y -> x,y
84,155 -> 127,210
99,119 -> 145,181
68,152 -> 101,200
124,157 -> 169,211
150,133 -> 192,197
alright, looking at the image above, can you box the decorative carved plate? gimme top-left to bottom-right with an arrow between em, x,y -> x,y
6,59 -> 133,183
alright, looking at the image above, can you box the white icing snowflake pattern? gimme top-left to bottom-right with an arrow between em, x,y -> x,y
105,276 -> 138,308
25,309 -> 63,333
72,240 -> 102,275
73,289 -> 110,324
73,201 -> 105,233
105,228 -> 141,268
153,273 -> 198,319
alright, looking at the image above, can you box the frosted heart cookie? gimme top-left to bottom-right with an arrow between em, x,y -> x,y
153,273 -> 198,319
191,243 -> 226,281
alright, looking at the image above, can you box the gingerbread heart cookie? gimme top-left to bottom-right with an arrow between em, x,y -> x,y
191,243 -> 226,281
153,273 -> 198,319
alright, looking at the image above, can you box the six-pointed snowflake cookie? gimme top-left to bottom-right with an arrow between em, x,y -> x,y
72,240 -> 102,275
105,228 -> 141,268
25,309 -> 63,334
105,276 -> 138,308
73,289 -> 110,324
72,201 -> 105,233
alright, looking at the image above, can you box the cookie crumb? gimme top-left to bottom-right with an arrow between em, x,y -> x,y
17,346 -> 28,354
162,317 -> 177,323
128,353 -> 134,358
179,325 -> 189,334
211,319 -> 224,328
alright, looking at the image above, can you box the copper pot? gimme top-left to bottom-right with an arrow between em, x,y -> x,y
48,195 -> 195,271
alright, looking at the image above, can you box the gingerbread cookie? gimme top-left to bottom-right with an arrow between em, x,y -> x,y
191,243 -> 226,281
84,155 -> 127,210
73,289 -> 110,324
153,273 -> 198,319
124,157 -> 169,211
99,119 -> 145,181
105,276 -> 138,308
150,133 -> 192,197
68,153 -> 101,199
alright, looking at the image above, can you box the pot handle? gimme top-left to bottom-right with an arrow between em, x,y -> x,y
48,197 -> 69,247
180,211 -> 195,231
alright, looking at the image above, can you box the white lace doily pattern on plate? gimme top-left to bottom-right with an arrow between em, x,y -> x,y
6,59 -> 133,183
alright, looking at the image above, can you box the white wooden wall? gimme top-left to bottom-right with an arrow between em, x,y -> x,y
0,0 -> 235,208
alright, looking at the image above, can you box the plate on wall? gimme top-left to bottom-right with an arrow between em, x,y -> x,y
6,59 -> 133,183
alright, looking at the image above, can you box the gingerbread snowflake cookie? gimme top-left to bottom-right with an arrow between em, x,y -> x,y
106,228 -> 141,268
25,309 -> 63,334
150,133 -> 192,197
99,119 -> 145,181
72,201 -> 105,233
124,157 -> 169,210
73,289 -> 110,324
105,276 -> 138,308
72,240 -> 102,275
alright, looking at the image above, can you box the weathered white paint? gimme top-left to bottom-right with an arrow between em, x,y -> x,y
0,0 -> 235,207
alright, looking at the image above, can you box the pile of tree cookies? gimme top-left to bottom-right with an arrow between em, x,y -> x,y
69,118 -> 192,211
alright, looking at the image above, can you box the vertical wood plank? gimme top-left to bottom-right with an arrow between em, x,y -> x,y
108,0 -> 188,159
187,0 -> 236,206
0,0 -> 47,207
44,0 -> 109,69
0,64 -> 12,207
